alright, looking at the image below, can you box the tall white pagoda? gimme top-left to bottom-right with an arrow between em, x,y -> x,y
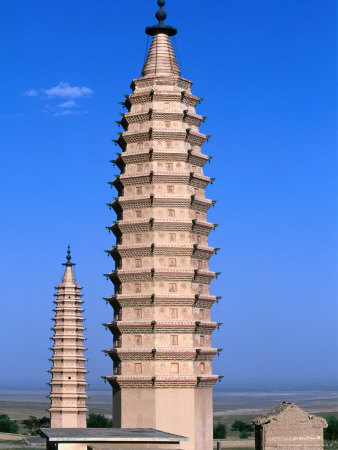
103,2 -> 221,449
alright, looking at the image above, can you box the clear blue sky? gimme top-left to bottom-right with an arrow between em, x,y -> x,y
0,0 -> 337,390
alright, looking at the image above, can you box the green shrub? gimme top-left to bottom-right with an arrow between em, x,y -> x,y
87,413 -> 112,428
324,416 -> 338,442
0,414 -> 19,433
213,422 -> 227,439
231,420 -> 254,433
22,416 -> 50,435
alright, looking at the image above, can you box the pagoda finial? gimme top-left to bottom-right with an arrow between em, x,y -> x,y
63,245 -> 75,267
146,0 -> 177,36
156,0 -> 167,24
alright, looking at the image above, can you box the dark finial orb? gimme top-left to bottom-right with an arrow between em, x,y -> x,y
66,245 -> 71,262
145,0 -> 177,36
62,244 -> 76,266
156,7 -> 167,23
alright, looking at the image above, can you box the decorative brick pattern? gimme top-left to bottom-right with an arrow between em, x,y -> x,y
106,37 -> 219,386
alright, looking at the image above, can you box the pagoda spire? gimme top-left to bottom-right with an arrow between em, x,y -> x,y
62,245 -> 76,285
142,0 -> 180,77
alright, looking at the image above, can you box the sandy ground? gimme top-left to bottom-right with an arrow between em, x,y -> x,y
1,387 -> 337,420
0,389 -> 112,420
0,387 -> 336,447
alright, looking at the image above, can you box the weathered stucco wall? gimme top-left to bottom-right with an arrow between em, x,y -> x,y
254,402 -> 327,450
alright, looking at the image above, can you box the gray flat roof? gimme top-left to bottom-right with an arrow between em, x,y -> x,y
40,428 -> 188,443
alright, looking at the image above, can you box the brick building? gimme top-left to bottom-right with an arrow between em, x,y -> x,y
253,402 -> 327,450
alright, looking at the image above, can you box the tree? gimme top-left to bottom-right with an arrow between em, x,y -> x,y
213,423 -> 227,439
231,420 -> 254,433
0,414 -> 19,434
324,416 -> 338,442
231,420 -> 254,439
87,413 -> 112,428
22,416 -> 50,435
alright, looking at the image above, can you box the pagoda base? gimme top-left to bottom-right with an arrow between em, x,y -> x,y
113,387 -> 213,450
51,411 -> 87,429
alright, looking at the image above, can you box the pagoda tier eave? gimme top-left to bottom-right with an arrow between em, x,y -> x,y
114,129 -> 207,151
113,149 -> 210,168
106,355 -> 217,363
104,294 -> 218,308
108,219 -> 214,235
48,391 -> 89,399
106,320 -> 217,326
105,294 -> 216,301
130,74 -> 194,90
49,394 -> 88,399
105,320 -> 218,335
52,317 -> 85,321
54,284 -> 83,290
108,195 -> 212,212
106,244 -> 215,260
105,268 -> 215,284
105,375 -> 219,389
50,346 -> 87,351
53,301 -> 84,306
107,375 -> 218,382
49,369 -> 87,374
105,347 -> 217,354
48,381 -> 88,386
50,341 -> 87,346
120,110 -> 204,130
122,91 -> 200,113
51,356 -> 86,361
105,348 -> 218,361
51,329 -> 86,334
110,172 -> 211,189
128,89 -> 199,104
51,350 -> 87,354
52,317 -> 85,322
49,407 -> 88,413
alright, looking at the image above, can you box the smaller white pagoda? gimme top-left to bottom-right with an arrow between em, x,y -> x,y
49,246 -> 88,428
